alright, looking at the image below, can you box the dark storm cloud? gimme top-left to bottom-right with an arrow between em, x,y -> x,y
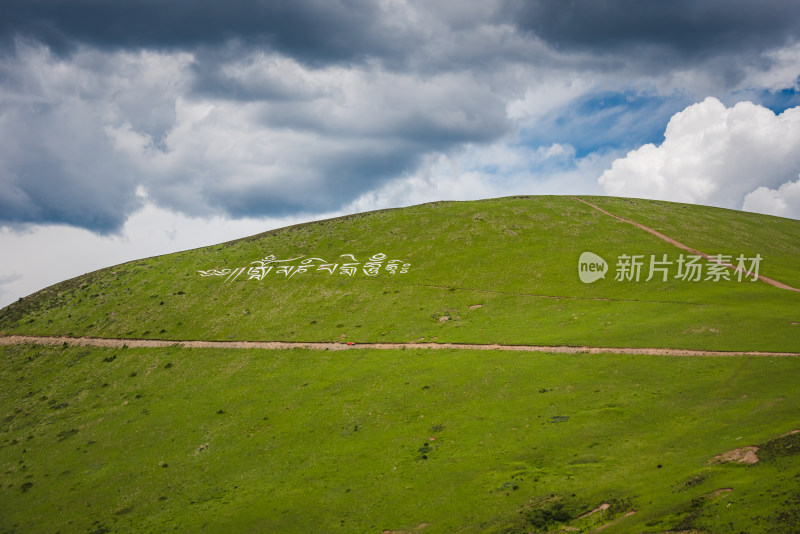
0,0 -> 404,64
7,0 -> 796,68
0,36 -> 515,232
2,0 -> 800,234
0,1 -> 523,233
0,89 -> 143,232
513,0 -> 800,60
202,147 -> 421,218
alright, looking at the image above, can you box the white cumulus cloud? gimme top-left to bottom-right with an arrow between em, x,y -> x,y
599,97 -> 800,217
743,178 -> 800,219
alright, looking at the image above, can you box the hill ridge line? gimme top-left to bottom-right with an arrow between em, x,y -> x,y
2,335 -> 798,357
572,196 -> 800,293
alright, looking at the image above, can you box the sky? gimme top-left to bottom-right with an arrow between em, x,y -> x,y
2,0 -> 800,308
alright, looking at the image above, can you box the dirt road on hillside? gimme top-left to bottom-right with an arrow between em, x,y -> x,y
572,196 -> 800,293
1,335 -> 799,357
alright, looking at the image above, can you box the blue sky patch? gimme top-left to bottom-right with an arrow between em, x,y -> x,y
520,90 -> 691,158
759,84 -> 800,115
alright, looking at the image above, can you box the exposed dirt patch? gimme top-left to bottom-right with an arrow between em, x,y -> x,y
578,502 -> 610,518
468,304 -> 483,310
709,488 -> 733,498
711,446 -> 760,464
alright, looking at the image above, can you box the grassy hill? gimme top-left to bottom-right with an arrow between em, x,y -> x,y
1,195 -> 799,533
2,195 -> 799,351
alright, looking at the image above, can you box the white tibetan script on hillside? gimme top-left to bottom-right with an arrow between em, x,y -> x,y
198,253 -> 411,282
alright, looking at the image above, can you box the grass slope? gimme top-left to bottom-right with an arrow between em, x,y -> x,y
1,195 -> 798,351
2,195 -> 800,533
586,196 -> 800,289
1,344 -> 799,533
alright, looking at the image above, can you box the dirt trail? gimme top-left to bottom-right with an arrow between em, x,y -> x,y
572,196 -> 800,293
2,335 -> 799,357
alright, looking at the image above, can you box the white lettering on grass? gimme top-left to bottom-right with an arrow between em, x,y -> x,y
199,253 -> 411,282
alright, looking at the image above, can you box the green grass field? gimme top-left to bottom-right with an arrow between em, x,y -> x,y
1,344 -> 799,533
1,195 -> 799,533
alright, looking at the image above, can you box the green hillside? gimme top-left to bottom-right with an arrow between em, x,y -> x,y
2,195 -> 800,533
1,195 -> 799,351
